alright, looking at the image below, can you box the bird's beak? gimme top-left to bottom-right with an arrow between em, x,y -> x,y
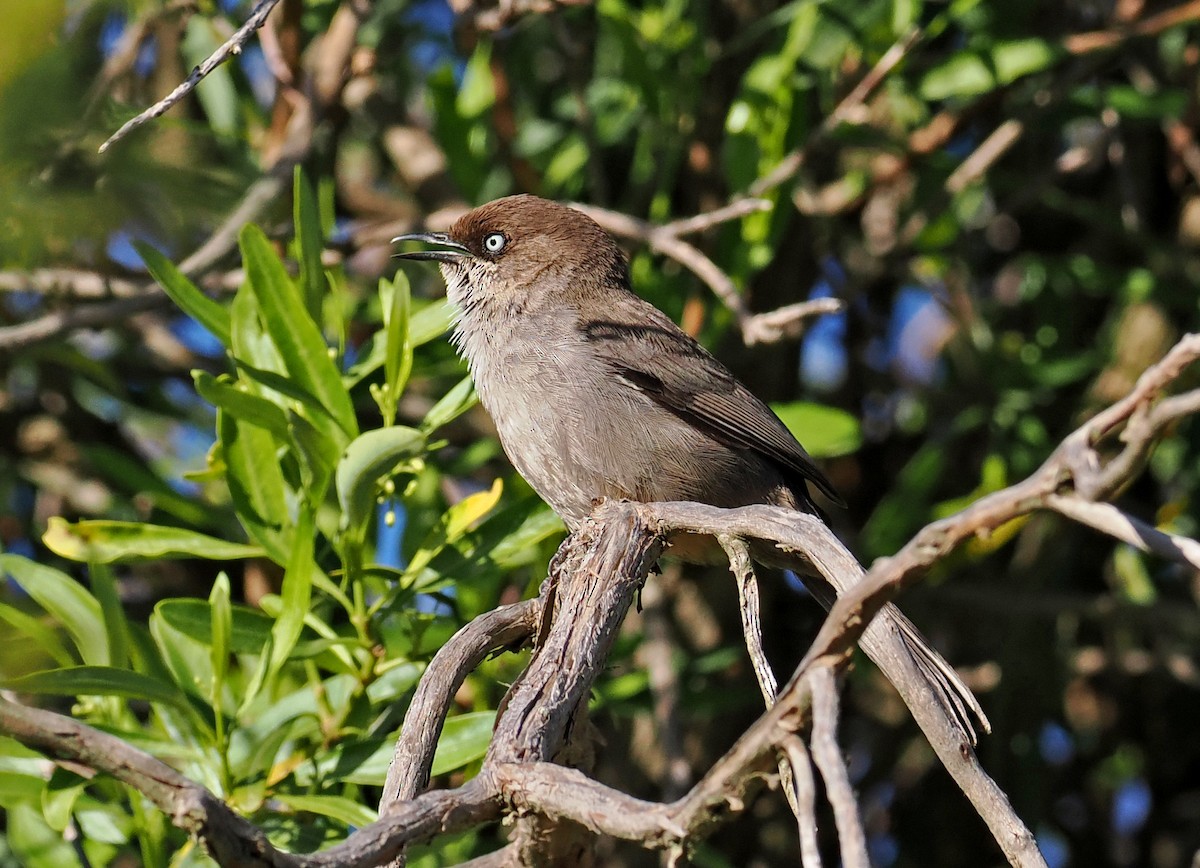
391,232 -> 472,263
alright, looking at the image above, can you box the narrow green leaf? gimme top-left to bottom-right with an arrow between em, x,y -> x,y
430,711 -> 496,776
208,573 -> 232,699
335,426 -> 426,539
381,274 -> 412,427
410,299 -> 456,345
230,283 -> 285,376
232,358 -> 350,453
288,410 -> 339,505
343,300 -> 456,387
87,563 -> 128,669
194,372 -> 290,441
43,518 -> 262,564
219,410 -> 291,564
135,242 -> 231,347
420,375 -> 477,434
156,599 -> 273,655
2,667 -> 187,709
405,480 -> 503,582
293,167 -> 325,320
273,793 -> 377,829
266,508 -> 316,681
239,224 -> 357,438
0,601 -> 75,668
0,555 -> 104,666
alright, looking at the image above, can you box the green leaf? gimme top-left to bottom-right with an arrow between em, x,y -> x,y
0,555 -> 104,666
405,480 -> 503,583
420,376 -> 477,434
272,793 -> 377,829
87,563 -> 127,669
208,573 -> 232,700
0,601 -> 75,668
194,371 -> 290,442
381,274 -> 413,427
136,242 -> 231,347
410,300 -> 456,345
266,508 -> 316,681
43,518 -> 262,564
770,402 -> 862,458
344,300 -> 456,388
239,224 -> 357,438
219,410 -> 291,564
430,711 -> 496,776
920,39 -> 1058,100
2,667 -> 187,708
288,410 -> 339,505
293,167 -> 325,321
231,358 -> 350,454
42,768 -> 86,832
336,426 -> 426,538
155,599 -> 273,655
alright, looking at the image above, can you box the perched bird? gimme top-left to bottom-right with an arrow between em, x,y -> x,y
394,194 -> 985,741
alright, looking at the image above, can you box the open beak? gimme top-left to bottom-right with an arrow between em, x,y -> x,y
391,232 -> 472,263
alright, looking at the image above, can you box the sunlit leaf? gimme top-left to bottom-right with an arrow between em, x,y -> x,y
272,793 -> 377,829
43,518 -> 262,564
771,402 -> 862,458
239,224 -> 357,438
293,167 -> 326,320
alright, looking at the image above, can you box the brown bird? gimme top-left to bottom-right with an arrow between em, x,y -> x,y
395,194 -> 986,741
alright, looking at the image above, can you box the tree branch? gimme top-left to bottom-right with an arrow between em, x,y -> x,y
99,0 -> 284,153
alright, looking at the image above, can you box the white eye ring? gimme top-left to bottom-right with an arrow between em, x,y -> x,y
483,232 -> 507,254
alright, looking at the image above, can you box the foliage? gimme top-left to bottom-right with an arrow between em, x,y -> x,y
2,0 -> 1200,865
0,177 -> 563,863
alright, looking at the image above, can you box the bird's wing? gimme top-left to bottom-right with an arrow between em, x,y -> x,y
581,312 -> 844,507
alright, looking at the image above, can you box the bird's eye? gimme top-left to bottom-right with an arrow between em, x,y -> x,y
482,232 -> 507,254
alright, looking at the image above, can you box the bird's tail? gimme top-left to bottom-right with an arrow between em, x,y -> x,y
878,603 -> 990,745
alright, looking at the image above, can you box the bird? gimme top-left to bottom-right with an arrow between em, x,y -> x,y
394,194 -> 986,742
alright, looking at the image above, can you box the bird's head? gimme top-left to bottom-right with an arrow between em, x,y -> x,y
393,194 -> 628,312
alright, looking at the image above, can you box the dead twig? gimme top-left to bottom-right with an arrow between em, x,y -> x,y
99,0 -> 284,153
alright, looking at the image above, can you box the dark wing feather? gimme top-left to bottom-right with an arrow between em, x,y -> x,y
582,314 -> 845,507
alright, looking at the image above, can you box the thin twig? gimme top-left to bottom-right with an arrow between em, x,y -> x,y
748,28 -> 922,197
718,535 -> 801,820
1045,495 -> 1200,571
783,736 -> 822,868
809,667 -> 868,868
100,0 -> 284,153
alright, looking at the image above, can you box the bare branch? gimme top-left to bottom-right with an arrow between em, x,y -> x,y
381,599 -> 540,807
574,203 -> 841,346
1045,495 -> 1200,571
782,736 -> 822,868
748,27 -> 922,197
99,0 -> 284,153
658,199 -> 772,236
810,668 -> 868,868
719,535 -> 801,820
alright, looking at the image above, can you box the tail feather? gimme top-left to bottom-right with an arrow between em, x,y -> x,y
887,604 -> 990,745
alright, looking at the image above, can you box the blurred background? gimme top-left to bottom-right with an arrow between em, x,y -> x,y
2,0 -> 1200,865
